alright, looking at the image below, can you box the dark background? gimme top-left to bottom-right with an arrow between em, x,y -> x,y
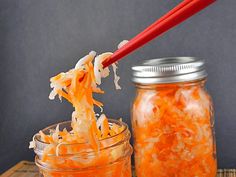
1,0 -> 236,173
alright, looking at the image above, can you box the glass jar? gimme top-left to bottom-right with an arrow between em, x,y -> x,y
33,119 -> 133,177
131,57 -> 217,177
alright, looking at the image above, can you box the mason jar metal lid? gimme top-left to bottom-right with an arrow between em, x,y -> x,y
132,57 -> 207,84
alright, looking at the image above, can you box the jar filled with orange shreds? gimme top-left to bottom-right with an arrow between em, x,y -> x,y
33,119 -> 132,177
131,57 -> 217,177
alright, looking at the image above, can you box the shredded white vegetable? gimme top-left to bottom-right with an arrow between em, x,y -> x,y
118,40 -> 129,49
112,63 -> 121,90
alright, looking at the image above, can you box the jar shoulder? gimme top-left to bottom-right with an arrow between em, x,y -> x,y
132,86 -> 213,125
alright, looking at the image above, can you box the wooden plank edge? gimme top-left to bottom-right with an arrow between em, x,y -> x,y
0,161 -> 31,177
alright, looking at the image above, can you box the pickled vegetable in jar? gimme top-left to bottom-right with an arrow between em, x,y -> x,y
33,120 -> 132,177
29,50 -> 133,177
131,57 -> 217,177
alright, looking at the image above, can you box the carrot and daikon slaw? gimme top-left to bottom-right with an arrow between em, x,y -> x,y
29,42 -> 132,176
132,83 -> 217,177
30,50 -> 122,149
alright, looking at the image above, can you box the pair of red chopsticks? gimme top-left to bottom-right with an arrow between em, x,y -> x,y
102,0 -> 216,68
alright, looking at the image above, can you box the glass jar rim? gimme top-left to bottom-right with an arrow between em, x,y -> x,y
134,78 -> 206,88
33,119 -> 130,157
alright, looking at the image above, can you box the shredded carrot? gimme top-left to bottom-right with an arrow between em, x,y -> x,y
132,83 -> 217,177
30,51 -> 131,177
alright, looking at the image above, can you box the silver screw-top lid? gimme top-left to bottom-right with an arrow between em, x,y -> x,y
132,57 -> 207,84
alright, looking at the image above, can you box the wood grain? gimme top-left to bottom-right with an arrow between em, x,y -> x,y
1,161 -> 236,177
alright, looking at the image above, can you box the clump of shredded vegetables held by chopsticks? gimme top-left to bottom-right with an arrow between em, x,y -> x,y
29,41 -> 127,156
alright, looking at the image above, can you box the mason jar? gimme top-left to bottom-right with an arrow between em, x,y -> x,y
131,57 -> 217,177
33,119 -> 133,177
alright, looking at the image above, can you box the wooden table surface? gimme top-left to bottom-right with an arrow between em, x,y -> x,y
1,161 -> 236,177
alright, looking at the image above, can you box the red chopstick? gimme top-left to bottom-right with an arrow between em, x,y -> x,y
102,0 -> 216,68
135,0 -> 194,39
